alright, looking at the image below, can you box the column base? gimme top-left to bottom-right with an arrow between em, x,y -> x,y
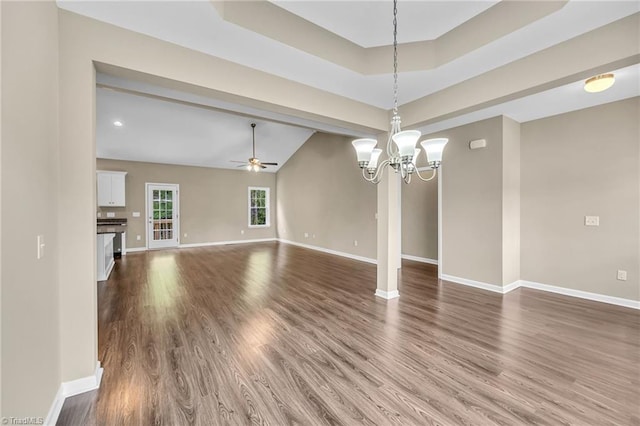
374,289 -> 400,299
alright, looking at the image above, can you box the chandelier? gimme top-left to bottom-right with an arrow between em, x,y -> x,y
352,0 -> 448,184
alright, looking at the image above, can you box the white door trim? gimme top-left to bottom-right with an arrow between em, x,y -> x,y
438,165 -> 443,279
145,182 -> 180,249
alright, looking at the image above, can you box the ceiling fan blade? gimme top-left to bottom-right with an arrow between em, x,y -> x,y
261,162 -> 278,166
230,160 -> 247,163
236,164 -> 249,168
260,165 -> 267,169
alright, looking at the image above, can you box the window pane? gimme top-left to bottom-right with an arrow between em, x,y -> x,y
257,209 -> 266,225
167,210 -> 173,219
167,191 -> 172,201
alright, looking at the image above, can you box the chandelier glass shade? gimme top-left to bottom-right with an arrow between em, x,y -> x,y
352,0 -> 448,184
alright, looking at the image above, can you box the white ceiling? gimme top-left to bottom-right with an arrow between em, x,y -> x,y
60,0 -> 639,169
57,1 -> 640,109
417,63 -> 640,135
96,87 -> 315,172
272,1 -> 499,47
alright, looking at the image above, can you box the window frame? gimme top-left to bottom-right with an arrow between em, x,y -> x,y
247,186 -> 271,228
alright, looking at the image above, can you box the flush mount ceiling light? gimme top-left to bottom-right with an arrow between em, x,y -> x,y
113,120 -> 123,127
584,73 -> 615,93
351,0 -> 447,184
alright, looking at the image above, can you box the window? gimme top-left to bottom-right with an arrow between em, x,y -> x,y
248,187 -> 270,227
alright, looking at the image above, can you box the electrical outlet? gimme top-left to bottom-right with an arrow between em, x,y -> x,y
312,234 -> 316,239
585,216 -> 599,226
136,235 -> 141,241
617,270 -> 627,281
132,212 -> 140,217
241,230 -> 244,235
304,233 -> 309,238
183,233 -> 188,238
354,240 -> 358,247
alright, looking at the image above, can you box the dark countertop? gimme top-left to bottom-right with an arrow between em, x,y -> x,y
97,225 -> 127,234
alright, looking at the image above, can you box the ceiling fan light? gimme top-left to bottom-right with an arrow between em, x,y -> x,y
584,73 -> 615,93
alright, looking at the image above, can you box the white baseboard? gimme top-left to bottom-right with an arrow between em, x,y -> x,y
440,275 -> 639,310
520,280 -> 640,310
440,274 -> 510,294
44,385 -> 65,426
503,279 -> 523,293
62,362 -> 103,398
278,239 -> 377,264
375,289 -> 400,299
401,254 -> 438,265
45,362 -> 103,426
179,238 -> 276,249
126,238 -> 278,252
125,247 -> 147,253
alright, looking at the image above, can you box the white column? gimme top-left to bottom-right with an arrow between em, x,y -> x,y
376,164 -> 401,299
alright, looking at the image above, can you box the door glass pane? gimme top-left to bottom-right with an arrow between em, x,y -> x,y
152,188 -> 176,241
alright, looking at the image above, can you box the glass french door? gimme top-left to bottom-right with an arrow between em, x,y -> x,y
147,183 -> 179,249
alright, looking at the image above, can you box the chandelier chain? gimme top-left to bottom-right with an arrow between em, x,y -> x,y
392,0 -> 399,116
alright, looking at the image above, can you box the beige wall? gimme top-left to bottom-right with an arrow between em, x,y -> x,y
438,117 -> 505,285
1,1 -> 60,418
96,159 -> 276,249
521,98 -> 640,300
276,132 -> 377,259
401,175 -> 438,260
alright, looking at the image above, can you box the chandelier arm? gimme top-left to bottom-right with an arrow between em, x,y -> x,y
404,172 -> 412,184
361,159 -> 391,184
414,167 -> 438,182
386,131 -> 396,157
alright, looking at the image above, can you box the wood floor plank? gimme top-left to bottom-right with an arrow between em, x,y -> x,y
57,242 -> 640,425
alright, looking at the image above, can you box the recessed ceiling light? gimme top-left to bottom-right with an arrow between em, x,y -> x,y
584,73 -> 615,93
113,120 -> 124,127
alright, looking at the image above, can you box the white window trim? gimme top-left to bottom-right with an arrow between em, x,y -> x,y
248,186 -> 271,228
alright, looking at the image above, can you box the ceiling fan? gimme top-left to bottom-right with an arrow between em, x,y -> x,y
230,123 -> 278,172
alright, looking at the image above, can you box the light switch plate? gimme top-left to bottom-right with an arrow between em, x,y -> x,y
585,216 -> 599,226
106,212 -> 115,218
132,212 -> 140,217
37,235 -> 45,260
617,270 -> 627,281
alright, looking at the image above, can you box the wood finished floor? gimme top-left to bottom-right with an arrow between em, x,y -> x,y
57,242 -> 640,425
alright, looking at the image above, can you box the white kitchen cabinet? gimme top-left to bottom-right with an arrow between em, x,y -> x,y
97,233 -> 115,281
97,171 -> 127,207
